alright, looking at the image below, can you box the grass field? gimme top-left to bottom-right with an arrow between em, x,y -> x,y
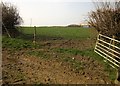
2,26 -> 117,84
19,27 -> 97,40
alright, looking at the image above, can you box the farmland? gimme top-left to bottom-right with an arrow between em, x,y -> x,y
2,27 -> 116,84
19,27 -> 95,39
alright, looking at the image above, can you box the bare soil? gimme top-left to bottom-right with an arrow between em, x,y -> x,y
2,39 -> 116,84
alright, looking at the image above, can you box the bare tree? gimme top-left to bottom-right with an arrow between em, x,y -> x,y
2,2 -> 23,37
88,0 -> 120,38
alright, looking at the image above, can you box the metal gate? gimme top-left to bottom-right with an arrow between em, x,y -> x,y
94,34 -> 120,69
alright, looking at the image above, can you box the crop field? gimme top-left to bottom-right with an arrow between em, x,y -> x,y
2,27 -> 117,84
19,27 -> 97,40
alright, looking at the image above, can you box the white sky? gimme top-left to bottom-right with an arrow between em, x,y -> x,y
2,0 -> 96,26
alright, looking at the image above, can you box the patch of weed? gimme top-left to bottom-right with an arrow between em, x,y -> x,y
2,36 -> 41,50
56,48 -> 103,61
104,61 -> 117,80
28,50 -> 49,59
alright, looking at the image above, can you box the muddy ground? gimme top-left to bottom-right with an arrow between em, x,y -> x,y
2,39 -> 117,84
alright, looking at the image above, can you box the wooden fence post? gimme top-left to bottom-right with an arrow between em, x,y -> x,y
112,35 -> 116,59
94,33 -> 100,51
115,67 -> 120,84
33,26 -> 36,48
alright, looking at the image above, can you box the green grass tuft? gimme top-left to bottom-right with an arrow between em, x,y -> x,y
2,36 -> 41,50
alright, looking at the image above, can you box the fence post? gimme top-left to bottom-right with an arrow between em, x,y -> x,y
112,35 -> 115,52
94,33 -> 100,51
109,36 -> 113,51
33,26 -> 36,48
115,67 -> 120,84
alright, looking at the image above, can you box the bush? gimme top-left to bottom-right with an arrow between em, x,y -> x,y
88,1 -> 120,37
2,2 -> 23,37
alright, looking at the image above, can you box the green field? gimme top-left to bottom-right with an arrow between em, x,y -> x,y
19,27 -> 97,40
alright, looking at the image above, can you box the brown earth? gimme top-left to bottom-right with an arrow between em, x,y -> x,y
2,39 -> 117,84
2,50 -> 114,84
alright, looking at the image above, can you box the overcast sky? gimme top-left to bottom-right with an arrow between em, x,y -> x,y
3,0 -> 95,26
